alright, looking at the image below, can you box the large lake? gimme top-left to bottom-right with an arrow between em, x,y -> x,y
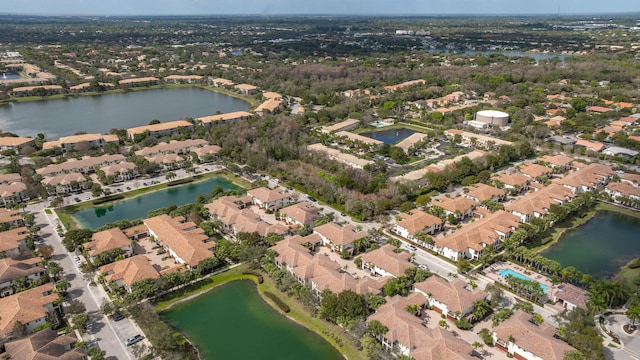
361,127 -> 417,145
73,176 -> 240,229
541,210 -> 640,279
0,87 -> 249,139
163,280 -> 343,360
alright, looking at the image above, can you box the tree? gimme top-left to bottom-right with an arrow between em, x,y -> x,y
62,229 -> 93,252
65,299 -> 86,315
12,321 -> 27,337
100,299 -> 117,317
367,319 -> 388,337
485,283 -> 504,307
165,171 -> 177,182
55,280 -> 70,295
472,300 -> 492,322
626,301 -> 640,326
38,244 -> 54,260
87,347 -> 105,360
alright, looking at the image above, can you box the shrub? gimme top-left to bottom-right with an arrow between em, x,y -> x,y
243,271 -> 264,284
92,194 -> 124,205
628,258 -> 640,269
264,291 -> 290,313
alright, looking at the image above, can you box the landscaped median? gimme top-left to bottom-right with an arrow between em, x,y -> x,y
154,264 -> 362,360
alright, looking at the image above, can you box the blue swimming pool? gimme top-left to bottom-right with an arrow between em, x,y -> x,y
499,269 -> 548,293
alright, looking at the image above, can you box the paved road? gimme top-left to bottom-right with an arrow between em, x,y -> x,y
29,202 -> 143,360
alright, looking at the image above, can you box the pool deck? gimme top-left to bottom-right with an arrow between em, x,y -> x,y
485,261 -> 554,297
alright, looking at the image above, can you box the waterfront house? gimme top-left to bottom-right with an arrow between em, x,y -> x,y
234,83 -> 258,95
307,143 -> 374,170
192,144 -> 222,163
36,154 -> 126,176
394,209 -> 444,242
11,85 -> 63,97
414,277 -> 487,320
118,76 -> 159,88
99,255 -> 160,293
41,172 -> 88,195
0,137 -> 36,152
42,133 -> 119,152
1,328 -> 85,360
163,74 -> 203,84
100,161 -> 138,183
491,310 -> 575,360
83,228 -> 133,263
126,120 -> 194,141
320,118 -> 361,134
552,283 -> 589,311
313,222 -> 368,254
144,215 -> 214,270
0,283 -> 59,338
197,111 -> 253,126
505,184 -> 575,223
0,227 -> 29,258
211,78 -> 234,88
605,181 -> 640,202
255,97 -> 284,115
0,258 -> 46,298
360,244 -> 412,278
335,131 -> 383,150
134,139 -> 208,157
556,163 -> 615,194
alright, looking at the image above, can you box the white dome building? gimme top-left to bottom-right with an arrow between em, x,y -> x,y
475,110 -> 509,126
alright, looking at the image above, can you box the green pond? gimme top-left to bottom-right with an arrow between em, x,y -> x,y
163,280 -> 343,360
73,176 -> 240,229
541,210 -> 640,279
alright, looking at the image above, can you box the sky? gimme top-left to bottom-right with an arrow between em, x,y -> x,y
2,0 -> 639,16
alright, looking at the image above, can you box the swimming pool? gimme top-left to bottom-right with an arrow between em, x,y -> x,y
499,269 -> 548,293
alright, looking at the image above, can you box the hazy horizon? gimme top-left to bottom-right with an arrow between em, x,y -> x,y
2,0 -> 638,17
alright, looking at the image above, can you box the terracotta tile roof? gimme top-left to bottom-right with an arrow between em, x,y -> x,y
0,181 -> 27,198
519,163 -> 554,179
164,75 -> 203,80
465,183 -> 505,202
556,163 -> 615,190
368,295 -> 431,350
41,172 -> 86,187
0,173 -> 22,184
493,310 -> 575,360
0,227 -> 28,252
307,143 -> 374,169
37,154 -> 126,176
101,161 -> 137,177
255,98 -> 284,113
145,153 -> 184,165
197,111 -> 253,124
586,106 -> 611,113
435,210 -> 520,253
247,187 -> 292,204
291,255 -> 341,282
118,76 -> 159,85
554,283 -> 588,310
279,202 -> 319,225
0,208 -> 22,225
144,215 -> 214,268
0,257 -> 44,285
411,327 -> 474,360
126,120 -> 193,136
0,137 -> 35,148
3,328 -> 85,360
493,173 -> 530,187
12,85 -> 62,92
396,209 -> 443,234
83,227 -> 132,257
271,236 -> 314,268
336,131 -> 384,146
314,223 -> 368,246
320,119 -> 361,133
192,144 -> 222,158
361,244 -> 412,278
505,184 -> 574,217
575,139 -> 605,152
212,78 -> 234,86
99,255 -> 160,288
621,173 -> 640,185
0,283 -> 58,337
606,182 -> 640,198
42,133 -> 119,150
135,139 -> 208,156
235,83 -> 258,91
431,197 -> 476,214
414,277 -> 487,314
537,154 -> 574,168
396,133 -> 429,152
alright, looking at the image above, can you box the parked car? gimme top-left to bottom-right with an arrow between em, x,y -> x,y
407,244 -> 417,251
307,196 -> 317,202
112,313 -> 126,321
73,197 -> 81,202
125,335 -> 143,346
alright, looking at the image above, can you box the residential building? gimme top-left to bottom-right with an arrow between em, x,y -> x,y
519,163 -> 554,180
505,184 -> 575,223
41,172 -> 88,195
211,78 -> 234,88
192,145 -> 222,162
1,328 -> 85,360
464,183 -> 506,203
432,210 -> 520,261
621,173 -> 640,187
36,154 -> 126,176
247,187 -> 294,211
255,97 -> 284,115
126,120 -> 194,141
443,129 -> 513,150
430,197 -> 476,221
605,181 -> 640,201
0,181 -> 28,208
384,79 -> 426,92
552,283 -> 589,311
11,85 -> 63,97
42,133 -> 119,152
197,111 -> 253,126
83,228 -> 133,263
163,74 -> 203,84
492,310 -> 575,360
0,258 -> 46,298
414,277 -> 487,320
234,83 -> 258,95
0,209 -> 23,229
144,215 -> 214,269
307,143 -> 374,170
144,153 -> 185,170
493,173 -> 531,195
396,133 -> 429,154
537,154 -> 574,172
279,202 -> 320,227
314,222 -> 368,254
320,118 -> 361,134
99,255 -> 160,293
118,76 -> 160,88
574,139 -> 605,152
0,227 -> 29,258
0,137 -> 36,152
393,209 -> 444,241
134,139 -> 208,157
100,162 -> 138,183
334,131 -> 383,149
556,163 -> 615,194
0,283 -> 59,338
360,244 -> 412,278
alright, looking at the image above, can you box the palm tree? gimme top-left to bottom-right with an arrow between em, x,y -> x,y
165,171 -> 177,182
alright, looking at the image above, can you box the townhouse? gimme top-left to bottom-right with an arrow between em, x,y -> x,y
505,184 -> 575,223
42,133 -> 119,152
134,139 -> 208,157
605,181 -> 640,201
360,244 -> 413,278
192,144 -> 222,163
493,173 -> 531,195
0,209 -> 23,229
255,97 -> 284,115
279,202 -> 320,227
247,187 -> 294,211
118,76 -> 160,88
464,183 -> 506,203
396,132 -> 429,154
0,176 -> 28,208
1,328 -> 85,360
320,118 -> 361,134
314,222 -> 368,254
307,143 -> 374,170
621,173 -> 640,187
0,227 -> 29,258
0,258 -> 46,297
335,131 -> 384,150
537,154 -> 574,173
518,163 -> 554,181
206,195 -> 288,238
126,120 -> 194,141
99,255 -> 161,293
0,136 -> 36,152
430,196 -> 477,221
414,277 -> 488,320
11,85 -> 63,97
163,74 -> 203,84
234,83 -> 258,95
211,78 -> 234,88
393,209 -> 444,242
574,139 -> 605,152
556,163 -> 615,194
99,161 -> 138,183
41,172 -> 88,195
83,227 -> 133,263
432,210 -> 520,261
36,154 -> 126,177
144,215 -> 214,270
0,283 -> 59,338
197,111 -> 253,126
492,310 -> 575,360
